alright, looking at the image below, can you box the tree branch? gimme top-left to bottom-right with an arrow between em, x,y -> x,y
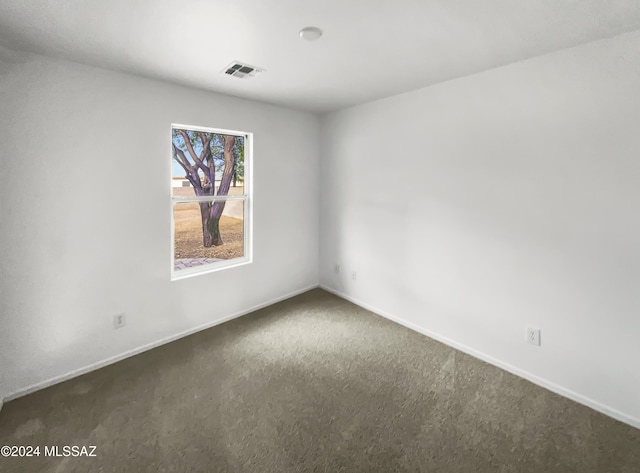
179,130 -> 199,162
179,130 -> 208,173
201,143 -> 216,194
172,146 -> 190,175
211,136 -> 236,219
173,144 -> 202,193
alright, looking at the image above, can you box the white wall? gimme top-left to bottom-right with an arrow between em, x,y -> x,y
0,53 -> 320,400
320,30 -> 640,428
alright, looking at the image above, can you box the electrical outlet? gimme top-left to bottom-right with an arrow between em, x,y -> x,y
113,313 -> 126,329
352,271 -> 357,280
526,327 -> 541,346
334,264 -> 341,274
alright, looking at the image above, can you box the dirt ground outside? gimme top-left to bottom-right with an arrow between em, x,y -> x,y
173,185 -> 245,261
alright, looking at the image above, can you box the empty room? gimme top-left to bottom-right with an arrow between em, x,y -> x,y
1,0 -> 639,472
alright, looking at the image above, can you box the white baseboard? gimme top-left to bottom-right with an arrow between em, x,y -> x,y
6,283 -> 639,431
320,284 -> 640,431
4,284 -> 319,403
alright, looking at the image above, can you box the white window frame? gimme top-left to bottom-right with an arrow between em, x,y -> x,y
170,124 -> 253,281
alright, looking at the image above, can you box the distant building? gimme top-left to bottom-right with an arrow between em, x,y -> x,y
172,177 -> 240,189
171,177 -> 190,188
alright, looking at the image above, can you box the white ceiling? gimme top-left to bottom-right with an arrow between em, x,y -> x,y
1,0 -> 640,112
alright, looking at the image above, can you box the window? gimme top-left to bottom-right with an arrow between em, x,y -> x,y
171,124 -> 251,279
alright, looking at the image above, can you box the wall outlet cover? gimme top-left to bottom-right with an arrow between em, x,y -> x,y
526,327 -> 541,346
113,313 -> 126,329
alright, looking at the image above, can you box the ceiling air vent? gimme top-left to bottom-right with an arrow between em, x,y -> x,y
222,61 -> 264,79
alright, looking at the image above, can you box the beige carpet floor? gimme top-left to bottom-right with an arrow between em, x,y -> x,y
1,289 -> 639,472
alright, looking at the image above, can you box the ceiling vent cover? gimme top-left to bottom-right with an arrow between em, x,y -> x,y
222,61 -> 264,79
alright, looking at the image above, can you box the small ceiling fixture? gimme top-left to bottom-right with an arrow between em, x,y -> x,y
299,27 -> 323,41
222,61 -> 264,79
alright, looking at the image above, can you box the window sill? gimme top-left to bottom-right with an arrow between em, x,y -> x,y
171,256 -> 252,281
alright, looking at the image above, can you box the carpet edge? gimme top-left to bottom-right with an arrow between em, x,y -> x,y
319,284 -> 640,432
3,284 -> 320,404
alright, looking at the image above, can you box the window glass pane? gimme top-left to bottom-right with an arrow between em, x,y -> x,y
173,200 -> 245,272
171,129 -> 245,198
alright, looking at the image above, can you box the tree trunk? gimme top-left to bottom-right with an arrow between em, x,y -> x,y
199,202 -> 213,247
199,201 -> 224,247
188,134 -> 236,248
208,201 -> 225,245
205,135 -> 237,246
208,214 -> 222,246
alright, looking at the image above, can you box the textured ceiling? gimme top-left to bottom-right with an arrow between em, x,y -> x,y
1,0 -> 640,112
